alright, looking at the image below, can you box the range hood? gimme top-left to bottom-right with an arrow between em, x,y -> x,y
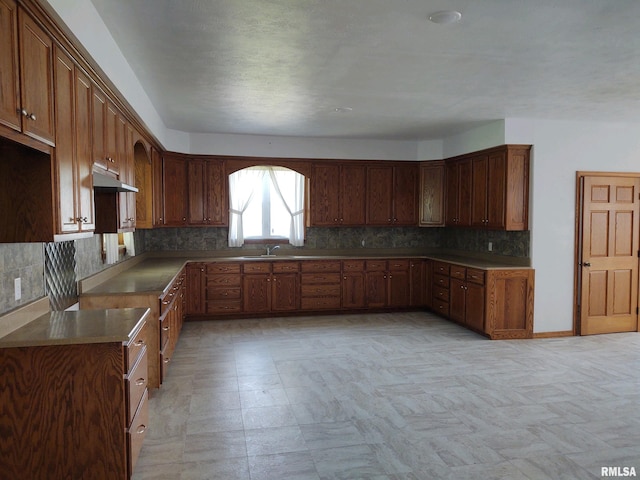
93,172 -> 138,193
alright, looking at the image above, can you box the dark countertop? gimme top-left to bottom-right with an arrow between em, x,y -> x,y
0,307 -> 149,348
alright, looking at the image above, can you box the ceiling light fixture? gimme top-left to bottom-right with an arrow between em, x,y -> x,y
334,107 -> 353,113
428,10 -> 462,25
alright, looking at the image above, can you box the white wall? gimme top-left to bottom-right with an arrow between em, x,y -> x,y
506,118 -> 640,333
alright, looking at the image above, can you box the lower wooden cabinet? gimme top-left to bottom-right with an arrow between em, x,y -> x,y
182,257 -> 534,340
0,311 -> 149,479
431,260 -> 534,339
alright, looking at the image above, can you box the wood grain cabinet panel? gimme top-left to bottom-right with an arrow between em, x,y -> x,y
187,158 -> 227,226
0,317 -> 149,479
0,0 -> 21,133
311,162 -> 366,226
162,153 -> 188,226
448,145 -> 530,231
419,161 -> 445,227
17,8 -> 54,145
366,164 -> 418,225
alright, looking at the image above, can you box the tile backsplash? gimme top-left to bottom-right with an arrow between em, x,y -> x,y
0,226 -> 528,317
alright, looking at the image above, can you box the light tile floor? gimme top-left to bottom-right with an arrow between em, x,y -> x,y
132,312 -> 640,480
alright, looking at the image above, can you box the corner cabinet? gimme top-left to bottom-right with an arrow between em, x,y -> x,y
446,145 -> 530,231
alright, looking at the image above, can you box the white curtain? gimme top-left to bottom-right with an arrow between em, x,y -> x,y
228,167 -> 265,247
269,167 -> 305,246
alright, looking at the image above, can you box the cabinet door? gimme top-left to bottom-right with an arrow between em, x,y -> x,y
151,147 -> 164,226
457,159 -> 473,226
449,278 -> 465,322
366,270 -> 387,307
186,263 -> 205,315
393,165 -> 418,225
105,102 -> 119,174
162,154 -> 188,225
187,158 -> 206,225
53,46 -> 77,233
409,259 -> 425,307
419,162 -> 445,227
205,159 -> 227,225
471,154 -> 489,227
92,86 -> 107,170
341,164 -> 366,225
272,273 -> 298,311
342,272 -> 366,309
18,10 -> 54,145
311,163 -> 341,225
465,282 -> 485,331
445,160 -> 459,226
367,166 -> 393,225
388,268 -> 410,307
75,69 -> 95,232
243,274 -> 271,312
486,150 -> 507,229
0,0 -> 20,132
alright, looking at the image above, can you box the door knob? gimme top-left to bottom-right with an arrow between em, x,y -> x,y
581,262 -> 591,267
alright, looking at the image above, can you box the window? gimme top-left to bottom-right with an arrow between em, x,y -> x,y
228,166 -> 305,247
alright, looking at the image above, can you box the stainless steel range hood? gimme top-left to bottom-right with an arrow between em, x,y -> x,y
93,172 -> 138,192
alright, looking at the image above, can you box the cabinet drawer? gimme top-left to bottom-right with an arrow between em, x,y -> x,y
126,347 -> 148,425
127,389 -> 149,478
432,298 -> 450,316
243,262 -> 271,273
433,273 -> 450,288
301,261 -> 341,273
301,283 -> 341,296
342,260 -> 365,271
207,263 -> 241,274
466,268 -> 485,285
206,302 -> 242,314
301,273 -> 342,284
450,265 -> 466,279
159,291 -> 177,314
206,274 -> 241,287
365,260 -> 387,271
433,285 -> 449,302
388,259 -> 410,270
207,287 -> 241,301
125,321 -> 147,373
301,296 -> 341,310
272,261 -> 300,273
432,261 -> 450,275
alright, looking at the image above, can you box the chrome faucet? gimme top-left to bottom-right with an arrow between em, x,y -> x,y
266,245 -> 280,256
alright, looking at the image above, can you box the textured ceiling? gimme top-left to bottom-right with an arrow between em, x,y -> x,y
89,0 -> 640,140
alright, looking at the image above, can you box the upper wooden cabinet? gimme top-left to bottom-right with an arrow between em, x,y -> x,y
448,145 -> 530,231
187,158 -> 227,226
0,1 -> 54,146
162,153 -> 188,226
53,45 -> 94,236
445,157 -> 472,227
310,162 -> 366,226
419,161 -> 445,227
472,145 -> 530,230
92,86 -> 120,174
151,147 -> 164,227
366,163 -> 418,226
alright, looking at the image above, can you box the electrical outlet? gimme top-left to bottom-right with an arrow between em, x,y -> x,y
488,242 -> 493,252
14,278 -> 21,301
